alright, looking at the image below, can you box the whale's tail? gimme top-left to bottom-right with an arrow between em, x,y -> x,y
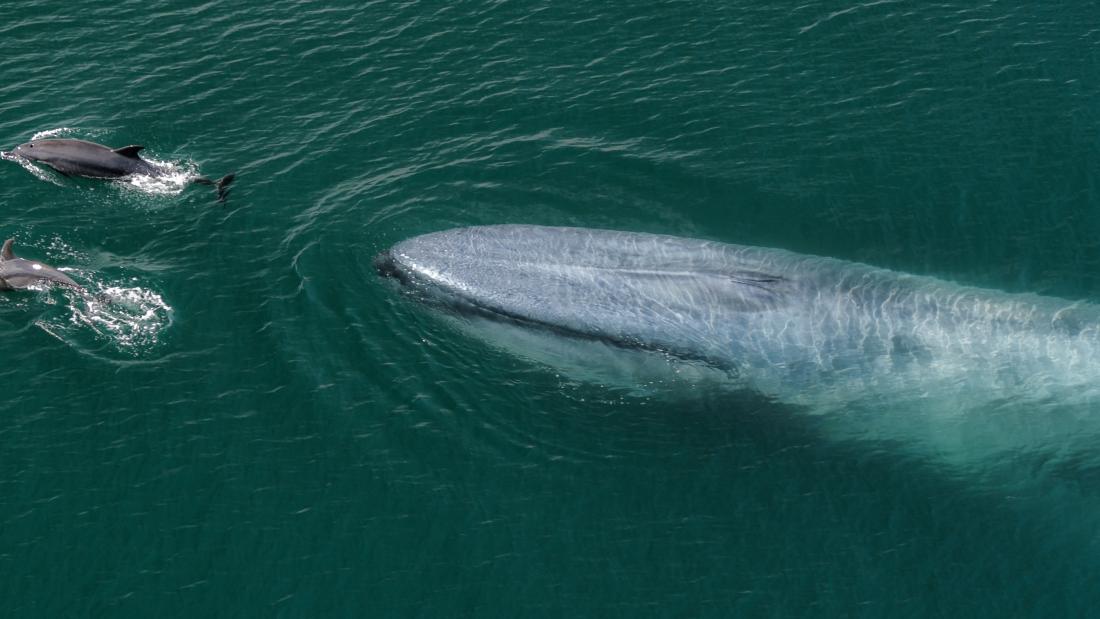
193,173 -> 236,203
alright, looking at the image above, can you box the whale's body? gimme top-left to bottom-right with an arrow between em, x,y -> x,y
4,138 -> 235,201
379,224 -> 1100,551
377,225 -> 1100,408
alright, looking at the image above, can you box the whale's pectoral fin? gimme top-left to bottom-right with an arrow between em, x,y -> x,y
1,239 -> 13,261
112,145 -> 145,158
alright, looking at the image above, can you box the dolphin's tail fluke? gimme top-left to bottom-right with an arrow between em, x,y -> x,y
215,173 -> 235,202
193,173 -> 236,203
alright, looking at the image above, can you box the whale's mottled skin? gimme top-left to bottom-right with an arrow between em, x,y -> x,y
4,138 -> 235,201
0,239 -> 82,291
377,225 -> 1100,407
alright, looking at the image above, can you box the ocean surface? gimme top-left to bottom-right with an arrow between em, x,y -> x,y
2,0 -> 1099,616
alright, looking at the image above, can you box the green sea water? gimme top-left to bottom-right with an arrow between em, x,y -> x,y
2,0 -> 1100,616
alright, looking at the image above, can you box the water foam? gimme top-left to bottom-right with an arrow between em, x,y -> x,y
122,158 -> 197,197
32,277 -> 175,359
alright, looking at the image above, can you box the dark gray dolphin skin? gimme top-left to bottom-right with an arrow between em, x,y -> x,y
0,239 -> 82,292
4,138 -> 235,201
377,225 -> 1100,407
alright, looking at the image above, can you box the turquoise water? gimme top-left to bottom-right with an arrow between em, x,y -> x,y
2,0 -> 1100,615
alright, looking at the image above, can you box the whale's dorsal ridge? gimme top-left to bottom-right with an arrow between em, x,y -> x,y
718,268 -> 789,310
112,145 -> 145,158
1,239 -> 13,261
727,269 -> 784,288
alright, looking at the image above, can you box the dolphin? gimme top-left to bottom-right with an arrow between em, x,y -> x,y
0,239 -> 83,292
3,138 -> 235,202
376,224 -> 1100,410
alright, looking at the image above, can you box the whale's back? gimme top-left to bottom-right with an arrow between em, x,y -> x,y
382,225 -> 1100,404
388,226 -> 827,360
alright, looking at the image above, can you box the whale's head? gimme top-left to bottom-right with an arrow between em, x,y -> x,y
375,225 -> 545,316
377,225 -> 791,362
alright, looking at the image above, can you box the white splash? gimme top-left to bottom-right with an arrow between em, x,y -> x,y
30,127 -> 79,140
70,284 -> 175,352
1,149 -> 61,184
121,156 -> 199,197
32,277 -> 175,358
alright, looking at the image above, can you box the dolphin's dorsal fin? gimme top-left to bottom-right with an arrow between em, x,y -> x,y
112,145 -> 145,158
1,239 -> 14,261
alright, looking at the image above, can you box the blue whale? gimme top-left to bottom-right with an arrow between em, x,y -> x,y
4,138 -> 235,201
377,225 -> 1100,410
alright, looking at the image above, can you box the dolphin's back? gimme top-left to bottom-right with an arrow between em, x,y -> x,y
0,239 -> 81,291
17,139 -> 156,178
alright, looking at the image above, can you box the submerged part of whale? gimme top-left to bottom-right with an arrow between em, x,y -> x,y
378,223 -> 1100,547
0,239 -> 82,291
376,225 -> 1100,410
4,138 -> 235,202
